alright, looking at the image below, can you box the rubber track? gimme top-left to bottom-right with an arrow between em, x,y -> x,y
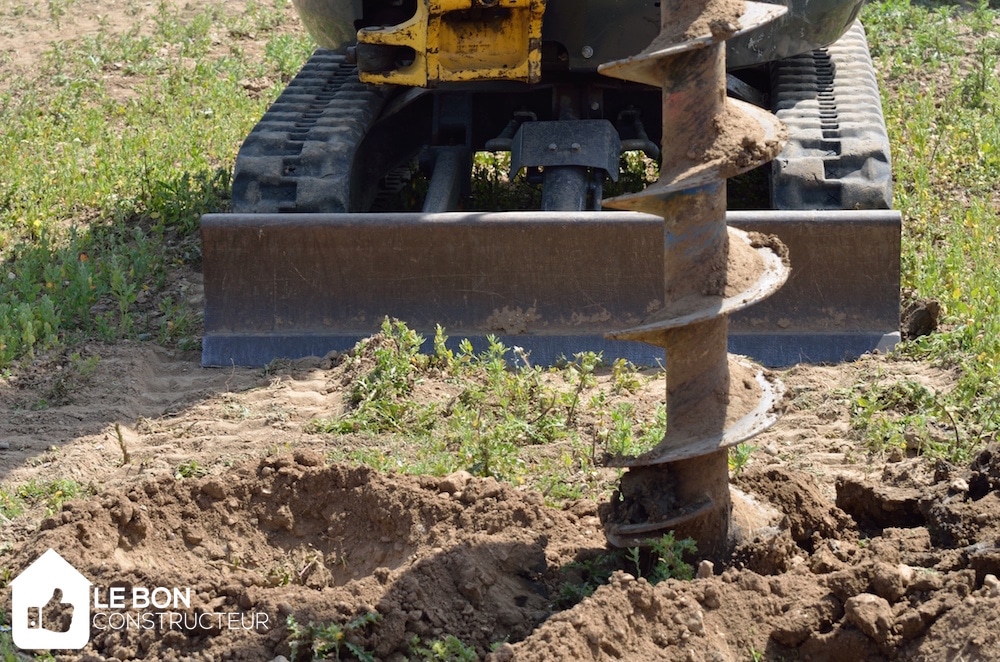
770,21 -> 893,210
230,50 -> 388,213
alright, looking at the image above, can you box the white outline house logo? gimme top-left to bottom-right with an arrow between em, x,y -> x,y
11,549 -> 92,650
8,548 -> 272,652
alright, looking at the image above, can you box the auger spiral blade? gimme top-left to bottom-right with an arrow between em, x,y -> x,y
598,0 -> 791,554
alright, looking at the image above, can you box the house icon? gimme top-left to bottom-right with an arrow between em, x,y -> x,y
10,549 -> 92,650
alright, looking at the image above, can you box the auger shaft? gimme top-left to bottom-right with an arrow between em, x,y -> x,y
598,0 -> 790,556
654,45 -> 731,554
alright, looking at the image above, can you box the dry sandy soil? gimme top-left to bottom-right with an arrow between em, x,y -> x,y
3,1 -> 1000,661
5,340 -> 997,661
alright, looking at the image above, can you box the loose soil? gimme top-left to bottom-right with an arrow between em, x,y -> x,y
3,340 -> 997,661
4,1 -> 1000,661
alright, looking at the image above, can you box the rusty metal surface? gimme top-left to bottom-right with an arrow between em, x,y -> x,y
594,0 -> 789,553
202,211 -> 659,335
201,209 -> 900,368
728,210 -> 901,364
604,360 -> 785,468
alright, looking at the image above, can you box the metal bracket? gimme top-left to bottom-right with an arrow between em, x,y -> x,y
510,119 -> 621,181
356,0 -> 546,87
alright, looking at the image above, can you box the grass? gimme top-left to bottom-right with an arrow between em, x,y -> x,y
0,0 -> 314,364
0,0 -> 999,508
852,0 -> 1000,461
310,318 -> 664,504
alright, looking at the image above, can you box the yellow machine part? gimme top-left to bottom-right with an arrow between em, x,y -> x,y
357,0 -> 546,87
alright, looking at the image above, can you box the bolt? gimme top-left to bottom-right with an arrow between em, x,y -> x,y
570,143 -> 582,152
547,143 -> 558,152
581,46 -> 594,59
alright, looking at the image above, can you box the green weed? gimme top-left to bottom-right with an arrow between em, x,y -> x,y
286,612 -> 380,662
555,532 -> 696,609
845,375 -> 977,461
610,358 -> 644,394
409,635 -> 478,662
600,402 -> 666,457
308,318 -> 437,435
307,320 -> 662,499
850,0 -> 1000,460
553,551 -> 622,609
728,442 -> 756,476
174,460 -> 209,479
156,295 -> 201,350
266,33 -> 316,80
468,152 -> 541,211
642,531 -> 697,583
0,479 -> 83,520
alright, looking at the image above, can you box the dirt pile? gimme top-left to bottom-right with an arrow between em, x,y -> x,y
4,444 -> 1000,660
2,452 -> 601,660
495,455 -> 1000,662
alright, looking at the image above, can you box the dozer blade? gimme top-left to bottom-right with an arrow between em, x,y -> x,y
200,209 -> 899,368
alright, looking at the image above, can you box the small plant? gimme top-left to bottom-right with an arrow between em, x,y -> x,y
309,318 -> 437,435
554,531 -> 696,610
266,564 -> 294,587
847,377 -> 957,457
560,351 -> 601,422
157,295 -> 200,349
286,612 -> 380,662
409,634 -> 478,661
647,532 -> 697,582
554,551 -> 622,609
174,459 -> 208,479
601,402 -> 666,457
628,532 -> 697,584
266,33 -> 315,80
728,442 -> 756,476
610,357 -> 643,394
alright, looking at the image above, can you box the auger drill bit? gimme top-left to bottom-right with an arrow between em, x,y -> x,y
598,0 -> 791,556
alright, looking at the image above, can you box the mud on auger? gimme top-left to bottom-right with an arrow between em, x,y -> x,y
597,0 -> 791,555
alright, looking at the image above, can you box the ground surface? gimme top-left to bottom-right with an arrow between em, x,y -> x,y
5,340 -> 996,661
3,1 -> 1000,661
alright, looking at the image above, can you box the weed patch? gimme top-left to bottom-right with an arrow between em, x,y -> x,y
0,0 -> 313,367
286,612 -> 380,662
554,532 -> 696,610
310,319 -> 660,502
0,478 -> 84,520
851,0 -> 1000,460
